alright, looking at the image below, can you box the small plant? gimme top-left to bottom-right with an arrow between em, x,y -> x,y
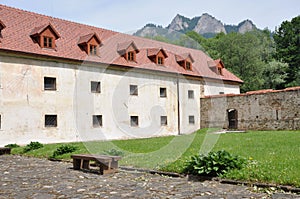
51,144 -> 78,158
104,148 -> 124,156
23,141 -> 43,153
184,150 -> 247,177
4,143 -> 20,148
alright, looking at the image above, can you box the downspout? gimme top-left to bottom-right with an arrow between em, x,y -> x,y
177,74 -> 181,135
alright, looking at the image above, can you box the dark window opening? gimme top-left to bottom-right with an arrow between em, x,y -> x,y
93,115 -> 103,127
161,116 -> 167,126
91,81 -> 101,93
43,36 -> 53,48
89,45 -> 97,55
188,90 -> 194,99
44,77 -> 56,90
219,92 -> 225,94
45,115 -> 57,127
128,51 -> 135,61
186,61 -> 192,70
130,116 -> 139,127
189,115 -> 195,124
157,56 -> 164,65
276,110 -> 279,120
130,85 -> 138,95
160,87 -> 167,98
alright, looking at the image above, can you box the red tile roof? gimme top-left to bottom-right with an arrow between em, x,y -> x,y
0,4 -> 243,83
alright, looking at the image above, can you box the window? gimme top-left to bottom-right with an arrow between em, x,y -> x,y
45,115 -> 57,127
218,67 -> 223,75
157,56 -> 164,65
44,77 -> 56,90
130,85 -> 138,96
127,51 -> 135,61
188,90 -> 194,99
89,44 -> 97,55
43,36 -> 53,48
189,115 -> 195,125
91,81 -> 101,93
130,116 -> 139,127
160,116 -> 167,126
160,87 -> 167,98
186,61 -> 192,70
219,92 -> 224,94
93,115 -> 102,127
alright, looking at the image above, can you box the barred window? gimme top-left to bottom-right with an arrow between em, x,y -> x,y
45,115 -> 57,127
130,116 -> 139,127
91,81 -> 101,93
189,115 -> 195,125
93,115 -> 102,127
160,116 -> 167,126
44,77 -> 56,90
130,85 -> 138,95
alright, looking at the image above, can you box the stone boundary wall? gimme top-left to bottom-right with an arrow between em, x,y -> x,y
200,87 -> 300,130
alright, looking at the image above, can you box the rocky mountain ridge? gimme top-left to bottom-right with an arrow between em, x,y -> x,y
134,13 -> 257,38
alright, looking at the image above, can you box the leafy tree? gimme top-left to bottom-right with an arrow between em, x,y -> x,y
273,16 -> 300,86
263,60 -> 288,89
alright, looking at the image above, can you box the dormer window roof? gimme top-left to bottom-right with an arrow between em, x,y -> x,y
30,23 -> 60,49
78,33 -> 101,56
147,48 -> 168,65
208,59 -> 224,75
117,41 -> 139,62
176,53 -> 194,71
0,20 -> 6,31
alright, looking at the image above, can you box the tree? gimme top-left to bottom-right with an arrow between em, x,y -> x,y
263,60 -> 288,89
273,16 -> 300,86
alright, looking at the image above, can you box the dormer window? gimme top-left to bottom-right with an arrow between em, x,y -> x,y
147,48 -> 168,65
208,59 -> 225,75
30,23 -> 60,49
128,51 -> 135,61
89,44 -> 97,56
117,41 -> 139,62
78,33 -> 101,56
176,53 -> 194,71
157,56 -> 164,65
43,36 -> 53,48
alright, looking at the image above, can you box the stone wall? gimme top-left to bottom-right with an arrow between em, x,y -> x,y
200,87 -> 300,130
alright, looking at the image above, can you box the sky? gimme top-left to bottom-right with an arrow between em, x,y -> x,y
0,0 -> 299,33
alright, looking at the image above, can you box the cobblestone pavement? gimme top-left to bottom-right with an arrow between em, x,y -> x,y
0,155 -> 299,199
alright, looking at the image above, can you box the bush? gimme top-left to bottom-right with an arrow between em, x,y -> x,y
23,141 -> 43,153
104,148 -> 124,156
51,144 -> 78,158
184,150 -> 247,177
4,143 -> 20,148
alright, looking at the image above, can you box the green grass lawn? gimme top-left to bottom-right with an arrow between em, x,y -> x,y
10,129 -> 300,187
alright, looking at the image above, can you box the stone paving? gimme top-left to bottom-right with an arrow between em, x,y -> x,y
0,155 -> 299,199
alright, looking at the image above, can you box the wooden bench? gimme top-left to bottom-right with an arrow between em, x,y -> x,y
0,147 -> 11,155
71,154 -> 122,175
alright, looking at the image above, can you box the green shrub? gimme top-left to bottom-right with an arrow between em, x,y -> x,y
184,150 -> 247,177
104,148 -> 124,156
51,144 -> 78,158
4,143 -> 20,148
23,141 -> 43,153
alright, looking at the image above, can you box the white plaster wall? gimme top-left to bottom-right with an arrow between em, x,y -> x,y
1,56 -> 200,145
204,81 -> 240,96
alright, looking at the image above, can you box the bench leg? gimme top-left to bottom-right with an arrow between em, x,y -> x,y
82,160 -> 90,169
73,158 -> 81,170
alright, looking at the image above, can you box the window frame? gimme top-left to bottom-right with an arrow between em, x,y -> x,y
160,116 -> 168,126
130,116 -> 139,127
127,51 -> 135,61
157,56 -> 164,65
89,44 -> 98,55
91,81 -> 101,93
186,61 -> 192,70
188,115 -> 195,125
45,114 -> 57,127
188,90 -> 194,99
44,77 -> 56,91
93,115 -> 103,128
130,84 -> 138,96
160,87 -> 167,98
43,36 -> 53,48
